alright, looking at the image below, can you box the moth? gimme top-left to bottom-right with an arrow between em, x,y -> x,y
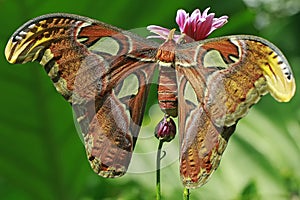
5,13 -> 295,189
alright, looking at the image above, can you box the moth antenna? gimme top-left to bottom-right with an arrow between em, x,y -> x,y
168,28 -> 176,40
177,33 -> 187,44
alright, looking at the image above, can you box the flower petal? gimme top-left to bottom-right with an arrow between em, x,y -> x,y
176,9 -> 188,32
146,25 -> 182,42
147,25 -> 171,40
201,7 -> 211,18
191,9 -> 200,22
212,16 -> 229,28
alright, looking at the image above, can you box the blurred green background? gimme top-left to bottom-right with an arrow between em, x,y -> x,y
0,0 -> 299,199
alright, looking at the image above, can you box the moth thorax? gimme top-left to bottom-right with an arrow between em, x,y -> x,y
157,65 -> 178,117
156,39 -> 176,63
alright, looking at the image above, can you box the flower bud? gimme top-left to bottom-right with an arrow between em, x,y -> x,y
155,116 -> 176,142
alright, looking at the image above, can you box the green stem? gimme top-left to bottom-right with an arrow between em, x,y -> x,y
156,140 -> 164,200
183,187 -> 190,200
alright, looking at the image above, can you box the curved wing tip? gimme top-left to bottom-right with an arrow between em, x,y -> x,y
272,90 -> 296,103
4,38 -> 15,64
269,79 -> 296,103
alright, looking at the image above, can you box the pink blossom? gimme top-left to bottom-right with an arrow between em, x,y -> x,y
147,8 -> 228,42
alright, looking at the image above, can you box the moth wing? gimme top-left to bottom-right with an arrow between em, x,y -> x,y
176,35 -> 295,188
5,13 -> 159,177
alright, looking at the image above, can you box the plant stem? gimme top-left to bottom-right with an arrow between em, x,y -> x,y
183,187 -> 190,200
156,140 -> 164,200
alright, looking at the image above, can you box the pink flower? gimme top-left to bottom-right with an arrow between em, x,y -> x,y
147,8 -> 228,42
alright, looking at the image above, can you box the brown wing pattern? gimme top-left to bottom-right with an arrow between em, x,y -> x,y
5,13 -> 158,177
176,35 -> 295,188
